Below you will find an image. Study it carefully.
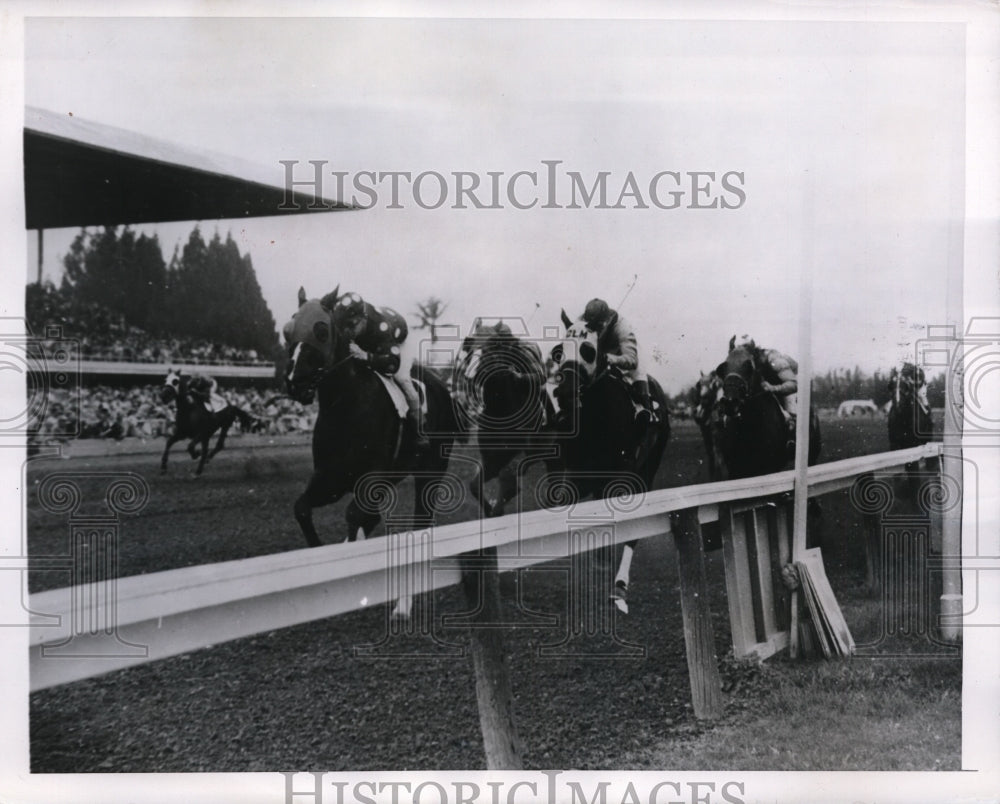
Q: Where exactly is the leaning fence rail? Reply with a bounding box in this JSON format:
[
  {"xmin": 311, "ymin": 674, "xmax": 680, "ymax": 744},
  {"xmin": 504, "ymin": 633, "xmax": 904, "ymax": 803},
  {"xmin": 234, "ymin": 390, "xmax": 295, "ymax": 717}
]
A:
[{"xmin": 28, "ymin": 441, "xmax": 944, "ymax": 694}]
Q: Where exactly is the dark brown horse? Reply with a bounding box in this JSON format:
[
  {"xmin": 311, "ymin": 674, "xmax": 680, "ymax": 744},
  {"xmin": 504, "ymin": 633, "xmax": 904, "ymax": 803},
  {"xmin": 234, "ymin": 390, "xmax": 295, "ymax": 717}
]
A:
[
  {"xmin": 691, "ymin": 370, "xmax": 724, "ymax": 480},
  {"xmin": 887, "ymin": 363, "xmax": 933, "ymax": 452},
  {"xmin": 454, "ymin": 319, "xmax": 555, "ymax": 517},
  {"xmin": 548, "ymin": 313, "xmax": 671, "ymax": 613},
  {"xmin": 283, "ymin": 287, "xmax": 459, "ymax": 548},
  {"xmin": 713, "ymin": 344, "xmax": 821, "ymax": 480},
  {"xmin": 159, "ymin": 369, "xmax": 255, "ymax": 475}
]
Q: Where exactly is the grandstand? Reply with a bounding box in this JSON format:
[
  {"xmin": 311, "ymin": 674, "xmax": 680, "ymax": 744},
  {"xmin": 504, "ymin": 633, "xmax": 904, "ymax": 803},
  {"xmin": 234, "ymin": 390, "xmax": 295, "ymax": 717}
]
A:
[{"xmin": 26, "ymin": 282, "xmax": 311, "ymax": 445}]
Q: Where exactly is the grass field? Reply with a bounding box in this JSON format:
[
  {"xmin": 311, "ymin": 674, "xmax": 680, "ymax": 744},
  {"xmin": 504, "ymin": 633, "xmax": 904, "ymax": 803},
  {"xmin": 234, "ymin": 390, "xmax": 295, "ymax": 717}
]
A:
[{"xmin": 26, "ymin": 413, "xmax": 960, "ymax": 771}]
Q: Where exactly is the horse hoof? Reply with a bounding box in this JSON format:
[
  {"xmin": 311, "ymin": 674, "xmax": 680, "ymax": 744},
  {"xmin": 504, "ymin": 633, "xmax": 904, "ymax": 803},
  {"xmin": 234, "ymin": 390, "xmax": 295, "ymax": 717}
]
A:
[
  {"xmin": 610, "ymin": 581, "xmax": 629, "ymax": 614},
  {"xmin": 391, "ymin": 597, "xmax": 413, "ymax": 620}
]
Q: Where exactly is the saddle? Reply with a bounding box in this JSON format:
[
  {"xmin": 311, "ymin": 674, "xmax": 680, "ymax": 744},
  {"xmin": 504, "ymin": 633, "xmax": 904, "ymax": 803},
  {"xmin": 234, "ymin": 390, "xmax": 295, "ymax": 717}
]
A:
[
  {"xmin": 372, "ymin": 373, "xmax": 427, "ymax": 419},
  {"xmin": 191, "ymin": 391, "xmax": 230, "ymax": 415}
]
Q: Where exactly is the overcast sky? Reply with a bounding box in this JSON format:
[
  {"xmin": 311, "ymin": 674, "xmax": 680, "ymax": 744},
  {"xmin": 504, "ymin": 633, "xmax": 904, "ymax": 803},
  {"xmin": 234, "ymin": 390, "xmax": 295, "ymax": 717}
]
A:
[{"xmin": 24, "ymin": 17, "xmax": 964, "ymax": 392}]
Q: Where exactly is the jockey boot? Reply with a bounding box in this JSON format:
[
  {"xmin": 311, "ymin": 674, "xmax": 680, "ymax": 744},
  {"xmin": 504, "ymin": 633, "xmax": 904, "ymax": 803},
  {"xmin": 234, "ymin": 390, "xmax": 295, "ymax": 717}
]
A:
[
  {"xmin": 407, "ymin": 409, "xmax": 430, "ymax": 450},
  {"xmin": 398, "ymin": 377, "xmax": 431, "ymax": 451},
  {"xmin": 785, "ymin": 411, "xmax": 797, "ymax": 452},
  {"xmin": 632, "ymin": 379, "xmax": 655, "ymax": 427}
]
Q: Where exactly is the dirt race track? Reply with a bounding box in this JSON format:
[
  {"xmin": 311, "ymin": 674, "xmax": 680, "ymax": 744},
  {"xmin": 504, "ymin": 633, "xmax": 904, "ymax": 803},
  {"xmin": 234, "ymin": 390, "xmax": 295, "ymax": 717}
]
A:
[{"xmin": 27, "ymin": 415, "xmax": 957, "ymax": 771}]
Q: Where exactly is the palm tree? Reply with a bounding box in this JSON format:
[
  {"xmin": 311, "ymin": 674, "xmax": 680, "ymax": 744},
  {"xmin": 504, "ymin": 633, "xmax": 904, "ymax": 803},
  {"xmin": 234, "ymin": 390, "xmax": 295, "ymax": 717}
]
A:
[{"xmin": 412, "ymin": 296, "xmax": 450, "ymax": 343}]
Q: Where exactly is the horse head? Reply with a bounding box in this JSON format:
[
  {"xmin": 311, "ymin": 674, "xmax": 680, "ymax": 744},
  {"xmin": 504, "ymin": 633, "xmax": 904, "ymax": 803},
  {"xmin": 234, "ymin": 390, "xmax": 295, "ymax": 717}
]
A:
[
  {"xmin": 549, "ymin": 314, "xmax": 604, "ymax": 425},
  {"xmin": 160, "ymin": 368, "xmax": 183, "ymax": 404},
  {"xmin": 282, "ymin": 285, "xmax": 343, "ymax": 404},
  {"xmin": 716, "ymin": 343, "xmax": 761, "ymax": 416},
  {"xmin": 693, "ymin": 370, "xmax": 723, "ymax": 425},
  {"xmin": 476, "ymin": 321, "xmax": 521, "ymax": 372},
  {"xmin": 891, "ymin": 362, "xmax": 925, "ymax": 406}
]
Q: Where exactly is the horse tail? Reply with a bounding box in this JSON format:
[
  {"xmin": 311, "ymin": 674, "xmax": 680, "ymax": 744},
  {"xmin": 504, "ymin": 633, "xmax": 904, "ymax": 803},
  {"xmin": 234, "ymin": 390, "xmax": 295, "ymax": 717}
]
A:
[{"xmin": 233, "ymin": 407, "xmax": 257, "ymax": 432}]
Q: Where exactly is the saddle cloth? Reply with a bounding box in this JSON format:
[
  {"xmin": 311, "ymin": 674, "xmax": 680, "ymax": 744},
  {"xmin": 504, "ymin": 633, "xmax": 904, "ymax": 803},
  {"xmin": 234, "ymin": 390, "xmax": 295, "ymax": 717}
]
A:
[
  {"xmin": 373, "ymin": 373, "xmax": 427, "ymax": 419},
  {"xmin": 206, "ymin": 393, "xmax": 229, "ymax": 414}
]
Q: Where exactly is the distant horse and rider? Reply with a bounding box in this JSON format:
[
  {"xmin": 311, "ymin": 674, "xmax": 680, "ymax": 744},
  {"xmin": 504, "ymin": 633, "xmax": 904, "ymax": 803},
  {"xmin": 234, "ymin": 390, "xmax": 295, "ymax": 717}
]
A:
[
  {"xmin": 886, "ymin": 362, "xmax": 936, "ymax": 491},
  {"xmin": 887, "ymin": 362, "xmax": 933, "ymax": 453},
  {"xmin": 159, "ymin": 368, "xmax": 256, "ymax": 475}
]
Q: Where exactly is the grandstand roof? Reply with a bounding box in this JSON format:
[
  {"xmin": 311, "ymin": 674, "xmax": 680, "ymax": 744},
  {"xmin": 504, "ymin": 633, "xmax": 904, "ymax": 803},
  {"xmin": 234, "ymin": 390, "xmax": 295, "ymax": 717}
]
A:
[{"xmin": 24, "ymin": 106, "xmax": 355, "ymax": 229}]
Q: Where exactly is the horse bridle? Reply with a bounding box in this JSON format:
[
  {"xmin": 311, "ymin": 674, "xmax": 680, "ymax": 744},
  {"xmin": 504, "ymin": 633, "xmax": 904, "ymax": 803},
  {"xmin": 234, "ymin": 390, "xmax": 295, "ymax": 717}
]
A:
[
  {"xmin": 720, "ymin": 353, "xmax": 764, "ymax": 418},
  {"xmin": 287, "ymin": 314, "xmax": 357, "ymax": 397}
]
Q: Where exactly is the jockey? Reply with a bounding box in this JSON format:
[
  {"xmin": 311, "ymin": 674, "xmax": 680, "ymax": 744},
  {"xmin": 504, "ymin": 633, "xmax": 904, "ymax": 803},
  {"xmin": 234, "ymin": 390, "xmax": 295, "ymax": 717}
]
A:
[
  {"xmin": 888, "ymin": 364, "xmax": 930, "ymax": 414},
  {"xmin": 730, "ymin": 334, "xmax": 798, "ymax": 437},
  {"xmin": 334, "ymin": 292, "xmax": 429, "ymax": 450},
  {"xmin": 187, "ymin": 373, "xmax": 226, "ymax": 413},
  {"xmin": 579, "ymin": 298, "xmax": 654, "ymax": 424},
  {"xmin": 478, "ymin": 320, "xmax": 546, "ymax": 383}
]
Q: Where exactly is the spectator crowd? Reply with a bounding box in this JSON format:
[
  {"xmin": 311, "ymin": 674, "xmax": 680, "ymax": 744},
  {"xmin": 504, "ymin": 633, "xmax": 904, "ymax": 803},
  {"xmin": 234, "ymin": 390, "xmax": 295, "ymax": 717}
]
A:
[
  {"xmin": 32, "ymin": 384, "xmax": 316, "ymax": 446},
  {"xmin": 28, "ymin": 282, "xmax": 270, "ymax": 366}
]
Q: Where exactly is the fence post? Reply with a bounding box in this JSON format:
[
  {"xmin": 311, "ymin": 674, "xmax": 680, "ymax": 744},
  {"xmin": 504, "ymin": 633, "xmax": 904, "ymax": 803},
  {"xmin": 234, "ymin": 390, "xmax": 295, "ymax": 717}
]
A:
[
  {"xmin": 671, "ymin": 507, "xmax": 723, "ymax": 719},
  {"xmin": 460, "ymin": 547, "xmax": 523, "ymax": 769}
]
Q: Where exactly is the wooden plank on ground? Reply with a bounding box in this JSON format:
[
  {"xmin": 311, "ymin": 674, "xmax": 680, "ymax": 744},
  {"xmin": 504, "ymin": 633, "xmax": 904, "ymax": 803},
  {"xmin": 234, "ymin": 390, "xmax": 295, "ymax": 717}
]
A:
[
  {"xmin": 719, "ymin": 506, "xmax": 756, "ymax": 658},
  {"xmin": 796, "ymin": 548, "xmax": 855, "ymax": 657},
  {"xmin": 750, "ymin": 506, "xmax": 777, "ymax": 641}
]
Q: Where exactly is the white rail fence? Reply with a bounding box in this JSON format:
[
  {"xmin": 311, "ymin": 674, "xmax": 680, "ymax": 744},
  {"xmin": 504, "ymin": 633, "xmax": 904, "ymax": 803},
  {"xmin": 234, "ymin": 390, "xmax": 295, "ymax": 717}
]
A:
[{"xmin": 29, "ymin": 442, "xmax": 946, "ymax": 698}]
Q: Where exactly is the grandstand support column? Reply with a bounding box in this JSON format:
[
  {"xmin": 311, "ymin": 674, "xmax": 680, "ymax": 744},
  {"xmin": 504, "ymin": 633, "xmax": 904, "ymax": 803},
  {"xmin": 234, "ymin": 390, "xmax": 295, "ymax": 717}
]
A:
[{"xmin": 37, "ymin": 228, "xmax": 43, "ymax": 284}]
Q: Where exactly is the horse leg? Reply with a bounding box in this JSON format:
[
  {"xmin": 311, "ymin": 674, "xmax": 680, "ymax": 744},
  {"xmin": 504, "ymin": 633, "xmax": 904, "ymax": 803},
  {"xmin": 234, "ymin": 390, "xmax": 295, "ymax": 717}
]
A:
[
  {"xmin": 611, "ymin": 541, "xmax": 636, "ymax": 614},
  {"xmin": 294, "ymin": 473, "xmax": 343, "ymax": 548},
  {"xmin": 345, "ymin": 497, "xmax": 382, "ymax": 543},
  {"xmin": 208, "ymin": 424, "xmax": 231, "ymax": 461},
  {"xmin": 490, "ymin": 463, "xmax": 521, "ymax": 519},
  {"xmin": 467, "ymin": 465, "xmax": 487, "ymax": 514},
  {"xmin": 468, "ymin": 455, "xmax": 502, "ymax": 518},
  {"xmin": 371, "ymin": 475, "xmax": 433, "ymax": 620},
  {"xmin": 160, "ymin": 432, "xmax": 183, "ymax": 473},
  {"xmin": 195, "ymin": 435, "xmax": 211, "ymax": 476}
]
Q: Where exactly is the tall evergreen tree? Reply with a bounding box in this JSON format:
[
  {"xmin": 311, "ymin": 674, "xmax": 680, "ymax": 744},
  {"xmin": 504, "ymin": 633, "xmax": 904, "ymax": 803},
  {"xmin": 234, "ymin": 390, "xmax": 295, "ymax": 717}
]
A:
[{"xmin": 57, "ymin": 223, "xmax": 278, "ymax": 356}]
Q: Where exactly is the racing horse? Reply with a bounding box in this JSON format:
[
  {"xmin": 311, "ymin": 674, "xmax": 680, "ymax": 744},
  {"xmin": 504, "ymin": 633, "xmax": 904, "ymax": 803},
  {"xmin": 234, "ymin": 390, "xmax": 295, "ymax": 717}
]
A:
[
  {"xmin": 284, "ymin": 287, "xmax": 458, "ymax": 550},
  {"xmin": 547, "ymin": 310, "xmax": 671, "ymax": 613},
  {"xmin": 887, "ymin": 362, "xmax": 936, "ymax": 492},
  {"xmin": 887, "ymin": 363, "xmax": 933, "ymax": 453},
  {"xmin": 691, "ymin": 370, "xmax": 724, "ymax": 480},
  {"xmin": 159, "ymin": 369, "xmax": 256, "ymax": 475},
  {"xmin": 455, "ymin": 319, "xmax": 556, "ymax": 518},
  {"xmin": 713, "ymin": 341, "xmax": 822, "ymax": 480}
]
